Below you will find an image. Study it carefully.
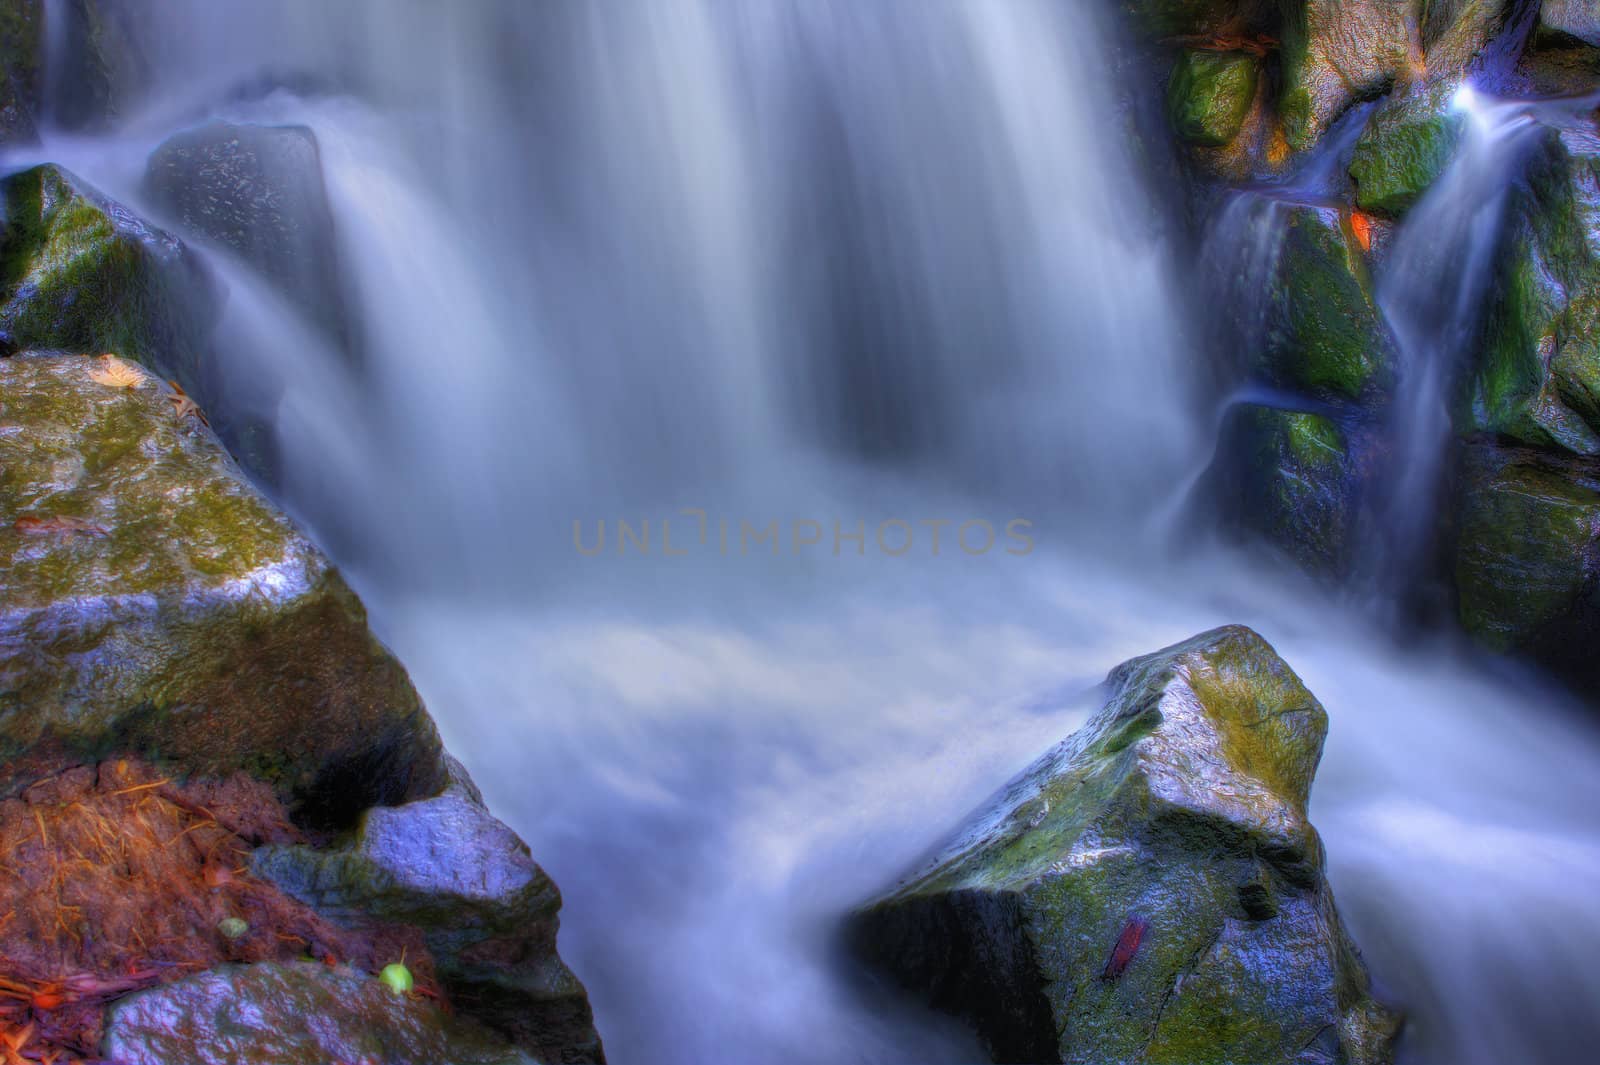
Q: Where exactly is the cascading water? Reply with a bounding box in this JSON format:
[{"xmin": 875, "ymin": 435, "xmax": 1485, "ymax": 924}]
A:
[{"xmin": 9, "ymin": 3, "xmax": 1600, "ymax": 1064}]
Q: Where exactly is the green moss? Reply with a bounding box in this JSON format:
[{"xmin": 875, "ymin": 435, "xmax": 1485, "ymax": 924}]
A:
[
  {"xmin": 1168, "ymin": 50, "xmax": 1259, "ymax": 147},
  {"xmin": 1350, "ymin": 85, "xmax": 1465, "ymax": 217}
]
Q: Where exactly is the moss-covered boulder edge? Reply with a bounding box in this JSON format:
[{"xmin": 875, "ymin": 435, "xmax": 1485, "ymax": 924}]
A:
[
  {"xmin": 0, "ymin": 352, "xmax": 604, "ymax": 1060},
  {"xmin": 850, "ymin": 625, "xmax": 1401, "ymax": 1065}
]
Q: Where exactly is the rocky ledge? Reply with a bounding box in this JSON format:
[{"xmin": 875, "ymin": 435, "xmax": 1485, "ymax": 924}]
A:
[{"xmin": 850, "ymin": 625, "xmax": 1400, "ymax": 1065}]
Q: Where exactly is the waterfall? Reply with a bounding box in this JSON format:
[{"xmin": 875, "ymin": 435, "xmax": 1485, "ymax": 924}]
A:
[{"xmin": 11, "ymin": 3, "xmax": 1600, "ymax": 1064}]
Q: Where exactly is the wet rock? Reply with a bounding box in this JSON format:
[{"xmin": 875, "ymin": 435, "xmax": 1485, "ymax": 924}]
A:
[
  {"xmin": 1540, "ymin": 0, "xmax": 1600, "ymax": 49},
  {"xmin": 252, "ymin": 767, "xmax": 604, "ymax": 1064},
  {"xmin": 1462, "ymin": 127, "xmax": 1600, "ymax": 455},
  {"xmin": 44, "ymin": 0, "xmax": 149, "ymax": 131},
  {"xmin": 145, "ymin": 123, "xmax": 353, "ymax": 352},
  {"xmin": 1167, "ymin": 49, "xmax": 1259, "ymax": 147},
  {"xmin": 1116, "ymin": 0, "xmax": 1263, "ymax": 38},
  {"xmin": 0, "ymin": 164, "xmax": 220, "ymax": 387},
  {"xmin": 1453, "ymin": 440, "xmax": 1600, "ymax": 684},
  {"xmin": 1349, "ymin": 81, "xmax": 1465, "ymax": 218},
  {"xmin": 0, "ymin": 0, "xmax": 43, "ymax": 145},
  {"xmin": 103, "ymin": 961, "xmax": 530, "ymax": 1065},
  {"xmin": 1253, "ymin": 199, "xmax": 1396, "ymax": 400},
  {"xmin": 0, "ymin": 354, "xmax": 444, "ymax": 817},
  {"xmin": 851, "ymin": 625, "xmax": 1401, "ymax": 1065},
  {"xmin": 1419, "ymin": 0, "xmax": 1515, "ymax": 74},
  {"xmin": 1279, "ymin": 0, "xmax": 1415, "ymax": 152},
  {"xmin": 1210, "ymin": 402, "xmax": 1376, "ymax": 577}
]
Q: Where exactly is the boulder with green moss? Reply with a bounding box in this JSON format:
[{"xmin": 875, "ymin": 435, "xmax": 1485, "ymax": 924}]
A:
[
  {"xmin": 1168, "ymin": 49, "xmax": 1259, "ymax": 146},
  {"xmin": 0, "ymin": 164, "xmax": 220, "ymax": 385},
  {"xmin": 0, "ymin": 353, "xmax": 443, "ymax": 818},
  {"xmin": 0, "ymin": 0, "xmax": 43, "ymax": 145},
  {"xmin": 1349, "ymin": 82, "xmax": 1465, "ymax": 217},
  {"xmin": 1210, "ymin": 402, "xmax": 1375, "ymax": 577},
  {"xmin": 1279, "ymin": 0, "xmax": 1414, "ymax": 152},
  {"xmin": 850, "ymin": 625, "xmax": 1401, "ymax": 1065},
  {"xmin": 251, "ymin": 761, "xmax": 604, "ymax": 1064},
  {"xmin": 1249, "ymin": 198, "xmax": 1395, "ymax": 400},
  {"xmin": 103, "ymin": 961, "xmax": 532, "ymax": 1065},
  {"xmin": 1454, "ymin": 440, "xmax": 1600, "ymax": 684},
  {"xmin": 1461, "ymin": 127, "xmax": 1600, "ymax": 455}
]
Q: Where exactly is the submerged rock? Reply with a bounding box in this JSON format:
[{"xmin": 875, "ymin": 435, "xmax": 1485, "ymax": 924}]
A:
[
  {"xmin": 851, "ymin": 625, "xmax": 1400, "ymax": 1065},
  {"xmin": 1211, "ymin": 402, "xmax": 1376, "ymax": 577},
  {"xmin": 251, "ymin": 763, "xmax": 604, "ymax": 1063},
  {"xmin": 144, "ymin": 122, "xmax": 353, "ymax": 352},
  {"xmin": 0, "ymin": 164, "xmax": 220, "ymax": 380},
  {"xmin": 1453, "ymin": 440, "xmax": 1600, "ymax": 683},
  {"xmin": 103, "ymin": 961, "xmax": 530, "ymax": 1065},
  {"xmin": 0, "ymin": 354, "xmax": 443, "ymax": 818},
  {"xmin": 1349, "ymin": 82, "xmax": 1464, "ymax": 218},
  {"xmin": 1167, "ymin": 49, "xmax": 1259, "ymax": 147},
  {"xmin": 1463, "ymin": 127, "xmax": 1600, "ymax": 456}
]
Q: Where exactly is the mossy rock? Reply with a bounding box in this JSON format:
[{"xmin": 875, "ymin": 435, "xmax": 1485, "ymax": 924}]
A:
[
  {"xmin": 1258, "ymin": 200, "xmax": 1396, "ymax": 400},
  {"xmin": 1462, "ymin": 128, "xmax": 1600, "ymax": 455},
  {"xmin": 0, "ymin": 0, "xmax": 43, "ymax": 145},
  {"xmin": 850, "ymin": 626, "xmax": 1401, "ymax": 1065},
  {"xmin": 1539, "ymin": 0, "xmax": 1600, "ymax": 48},
  {"xmin": 1168, "ymin": 50, "xmax": 1259, "ymax": 147},
  {"xmin": 1279, "ymin": 0, "xmax": 1414, "ymax": 152},
  {"xmin": 1453, "ymin": 440, "xmax": 1600, "ymax": 683},
  {"xmin": 1418, "ymin": 0, "xmax": 1516, "ymax": 74},
  {"xmin": 0, "ymin": 164, "xmax": 219, "ymax": 386},
  {"xmin": 1349, "ymin": 82, "xmax": 1465, "ymax": 217},
  {"xmin": 251, "ymin": 766, "xmax": 604, "ymax": 1064},
  {"xmin": 0, "ymin": 354, "xmax": 444, "ymax": 818},
  {"xmin": 1210, "ymin": 402, "xmax": 1375, "ymax": 577},
  {"xmin": 103, "ymin": 961, "xmax": 530, "ymax": 1065}
]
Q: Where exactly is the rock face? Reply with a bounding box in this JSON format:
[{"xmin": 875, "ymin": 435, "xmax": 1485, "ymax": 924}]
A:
[
  {"xmin": 0, "ymin": 0, "xmax": 43, "ymax": 145},
  {"xmin": 0, "ymin": 353, "xmax": 443, "ymax": 819},
  {"xmin": 851, "ymin": 626, "xmax": 1400, "ymax": 1065},
  {"xmin": 1454, "ymin": 441, "xmax": 1600, "ymax": 683},
  {"xmin": 1540, "ymin": 0, "xmax": 1600, "ymax": 48},
  {"xmin": 1464, "ymin": 127, "xmax": 1600, "ymax": 456},
  {"xmin": 1278, "ymin": 0, "xmax": 1413, "ymax": 152},
  {"xmin": 252, "ymin": 763, "xmax": 605, "ymax": 1064},
  {"xmin": 1212, "ymin": 403, "xmax": 1374, "ymax": 577},
  {"xmin": 144, "ymin": 123, "xmax": 353, "ymax": 351},
  {"xmin": 104, "ymin": 962, "xmax": 529, "ymax": 1065},
  {"xmin": 1349, "ymin": 83, "xmax": 1464, "ymax": 218}
]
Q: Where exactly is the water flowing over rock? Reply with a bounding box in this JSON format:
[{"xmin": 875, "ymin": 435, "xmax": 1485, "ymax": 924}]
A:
[
  {"xmin": 0, "ymin": 353, "xmax": 443, "ymax": 817},
  {"xmin": 144, "ymin": 122, "xmax": 354, "ymax": 354},
  {"xmin": 103, "ymin": 961, "xmax": 531, "ymax": 1065},
  {"xmin": 850, "ymin": 626, "xmax": 1401, "ymax": 1065},
  {"xmin": 1278, "ymin": 0, "xmax": 1414, "ymax": 152}
]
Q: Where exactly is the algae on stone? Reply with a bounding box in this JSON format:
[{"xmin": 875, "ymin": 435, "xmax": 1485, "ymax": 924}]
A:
[
  {"xmin": 0, "ymin": 354, "xmax": 443, "ymax": 816},
  {"xmin": 1168, "ymin": 49, "xmax": 1259, "ymax": 147},
  {"xmin": 851, "ymin": 626, "xmax": 1401, "ymax": 1065},
  {"xmin": 1349, "ymin": 82, "xmax": 1465, "ymax": 217}
]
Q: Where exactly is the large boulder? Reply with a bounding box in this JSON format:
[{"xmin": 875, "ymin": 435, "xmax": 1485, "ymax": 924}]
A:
[
  {"xmin": 251, "ymin": 764, "xmax": 605, "ymax": 1064},
  {"xmin": 1209, "ymin": 402, "xmax": 1377, "ymax": 577},
  {"xmin": 1453, "ymin": 440, "xmax": 1600, "ymax": 684},
  {"xmin": 0, "ymin": 0, "xmax": 43, "ymax": 145},
  {"xmin": 1461, "ymin": 127, "xmax": 1600, "ymax": 456},
  {"xmin": 0, "ymin": 164, "xmax": 220, "ymax": 388},
  {"xmin": 0, "ymin": 353, "xmax": 443, "ymax": 820},
  {"xmin": 104, "ymin": 961, "xmax": 529, "ymax": 1065},
  {"xmin": 144, "ymin": 123, "xmax": 353, "ymax": 352},
  {"xmin": 1348, "ymin": 81, "xmax": 1465, "ymax": 218},
  {"xmin": 851, "ymin": 626, "xmax": 1401, "ymax": 1065}
]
